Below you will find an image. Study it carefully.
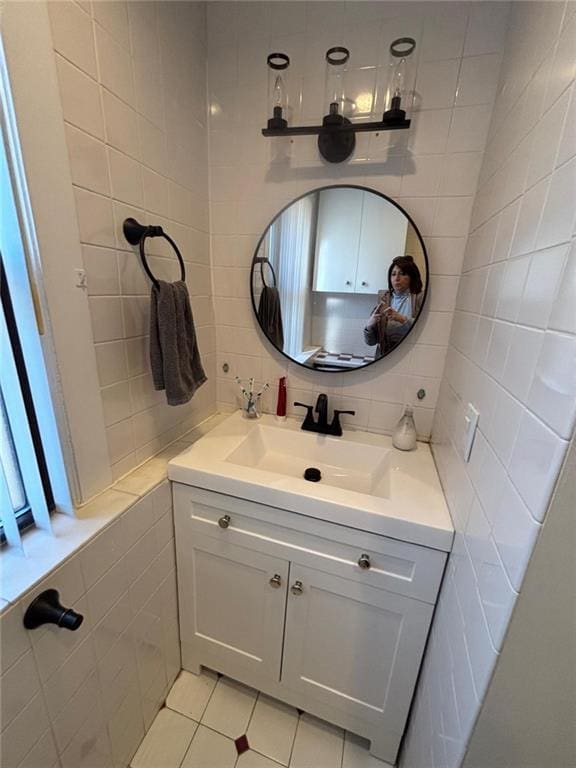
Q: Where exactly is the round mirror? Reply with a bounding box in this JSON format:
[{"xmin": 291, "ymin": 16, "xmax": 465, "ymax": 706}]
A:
[{"xmin": 250, "ymin": 185, "xmax": 429, "ymax": 371}]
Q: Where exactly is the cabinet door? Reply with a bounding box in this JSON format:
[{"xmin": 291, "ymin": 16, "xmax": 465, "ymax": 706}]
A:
[
  {"xmin": 354, "ymin": 191, "xmax": 408, "ymax": 293},
  {"xmin": 183, "ymin": 532, "xmax": 289, "ymax": 683},
  {"xmin": 312, "ymin": 188, "xmax": 362, "ymax": 293},
  {"xmin": 281, "ymin": 564, "xmax": 433, "ymax": 760}
]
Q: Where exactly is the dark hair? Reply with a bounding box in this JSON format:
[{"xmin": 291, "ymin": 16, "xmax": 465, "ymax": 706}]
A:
[{"xmin": 387, "ymin": 255, "xmax": 423, "ymax": 294}]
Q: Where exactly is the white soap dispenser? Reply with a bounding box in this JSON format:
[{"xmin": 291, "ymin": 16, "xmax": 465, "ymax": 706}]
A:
[{"xmin": 393, "ymin": 406, "xmax": 417, "ymax": 451}]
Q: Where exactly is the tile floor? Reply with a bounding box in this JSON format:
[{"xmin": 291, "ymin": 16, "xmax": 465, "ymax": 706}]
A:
[{"xmin": 131, "ymin": 669, "xmax": 392, "ymax": 768}]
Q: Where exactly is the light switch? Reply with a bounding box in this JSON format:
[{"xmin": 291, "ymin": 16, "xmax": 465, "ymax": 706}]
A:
[
  {"xmin": 461, "ymin": 403, "xmax": 479, "ymax": 462},
  {"xmin": 75, "ymin": 268, "xmax": 87, "ymax": 289}
]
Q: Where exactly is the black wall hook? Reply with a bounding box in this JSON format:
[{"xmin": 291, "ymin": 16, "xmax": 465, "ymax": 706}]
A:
[{"xmin": 123, "ymin": 217, "xmax": 186, "ymax": 288}]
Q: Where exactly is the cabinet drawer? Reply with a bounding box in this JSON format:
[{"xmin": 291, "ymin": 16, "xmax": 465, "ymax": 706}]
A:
[{"xmin": 173, "ymin": 485, "xmax": 446, "ymax": 604}]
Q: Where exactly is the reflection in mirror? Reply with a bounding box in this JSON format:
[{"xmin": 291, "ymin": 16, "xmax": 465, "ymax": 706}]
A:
[{"xmin": 251, "ymin": 186, "xmax": 428, "ymax": 371}]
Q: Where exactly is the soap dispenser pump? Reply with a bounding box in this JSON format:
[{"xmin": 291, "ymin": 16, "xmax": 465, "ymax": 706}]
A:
[{"xmin": 393, "ymin": 406, "xmax": 417, "ymax": 451}]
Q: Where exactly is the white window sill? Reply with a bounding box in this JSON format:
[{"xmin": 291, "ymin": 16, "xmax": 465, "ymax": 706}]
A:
[{"xmin": 0, "ymin": 413, "xmax": 227, "ymax": 609}]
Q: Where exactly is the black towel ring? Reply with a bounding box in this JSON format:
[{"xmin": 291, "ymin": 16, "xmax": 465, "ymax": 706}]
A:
[
  {"xmin": 254, "ymin": 257, "xmax": 277, "ymax": 289},
  {"xmin": 123, "ymin": 217, "xmax": 186, "ymax": 289}
]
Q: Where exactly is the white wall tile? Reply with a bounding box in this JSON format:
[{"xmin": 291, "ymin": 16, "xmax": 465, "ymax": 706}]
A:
[
  {"xmin": 94, "ymin": 340, "xmax": 128, "ymax": 386},
  {"xmin": 408, "ymin": 109, "xmax": 452, "ymax": 154},
  {"xmin": 556, "ymin": 85, "xmax": 576, "ymax": 167},
  {"xmin": 93, "ymin": 0, "xmax": 130, "ymax": 50},
  {"xmin": 0, "ymin": 484, "xmax": 179, "ymax": 767},
  {"xmin": 549, "ymin": 240, "xmax": 576, "ymax": 334},
  {"xmin": 447, "ymin": 105, "xmax": 493, "ymax": 152},
  {"xmin": 0, "ymin": 693, "xmax": 51, "ymax": 768},
  {"xmin": 82, "ymin": 245, "xmax": 119, "ymax": 296},
  {"xmin": 102, "ymin": 89, "xmax": 140, "ymax": 160},
  {"xmin": 420, "ymin": 6, "xmax": 468, "ymax": 62},
  {"xmin": 491, "ymin": 476, "xmax": 541, "ymax": 589},
  {"xmin": 501, "ymin": 326, "xmax": 544, "ymax": 402},
  {"xmin": 139, "ymin": 116, "xmax": 167, "ymax": 175},
  {"xmin": 464, "ymin": 3, "xmax": 510, "ymax": 56},
  {"xmin": 492, "ymin": 200, "xmax": 520, "ymax": 263},
  {"xmin": 17, "ymin": 729, "xmax": 59, "ymax": 768},
  {"xmin": 535, "ymin": 157, "xmax": 576, "ymax": 250},
  {"xmin": 433, "ymin": 197, "xmax": 474, "ymax": 237},
  {"xmin": 544, "ymin": 10, "xmax": 576, "ymax": 110},
  {"xmin": 484, "ymin": 386, "xmax": 523, "ymax": 467},
  {"xmin": 528, "ymin": 331, "xmax": 576, "ymax": 438},
  {"xmin": 122, "ymin": 296, "xmax": 149, "ymax": 338},
  {"xmin": 465, "ymin": 499, "xmax": 517, "ymax": 649},
  {"xmin": 456, "ymin": 54, "xmax": 501, "ymax": 107},
  {"xmin": 55, "ymin": 54, "xmax": 104, "ymax": 139},
  {"xmin": 494, "ymin": 255, "xmax": 530, "ymax": 322},
  {"xmin": 48, "ymin": 0, "xmax": 97, "ymax": 78},
  {"xmin": 404, "ymin": 6, "xmax": 576, "ymax": 768},
  {"xmin": 95, "ymin": 23, "xmax": 134, "ymax": 106},
  {"xmin": 510, "ymin": 177, "xmax": 549, "ymax": 257},
  {"xmin": 49, "ymin": 0, "xmax": 214, "ymax": 479},
  {"xmin": 101, "ymin": 381, "xmax": 132, "ymax": 427},
  {"xmin": 42, "ymin": 636, "xmax": 97, "ymax": 721},
  {"xmin": 526, "ymin": 88, "xmax": 570, "ymax": 187},
  {"xmin": 106, "ymin": 417, "xmax": 135, "ymax": 465},
  {"xmin": 89, "ymin": 297, "xmax": 124, "ymax": 343},
  {"xmin": 1, "ymin": 650, "xmax": 41, "ymax": 731},
  {"xmin": 518, "ymin": 243, "xmax": 569, "ymax": 329},
  {"xmin": 74, "ymin": 188, "xmax": 116, "ymax": 248},
  {"xmin": 438, "ymin": 153, "xmax": 483, "ymax": 197},
  {"xmin": 415, "ymin": 60, "xmax": 460, "ymax": 110},
  {"xmin": 108, "ymin": 147, "xmax": 143, "ymax": 207}
]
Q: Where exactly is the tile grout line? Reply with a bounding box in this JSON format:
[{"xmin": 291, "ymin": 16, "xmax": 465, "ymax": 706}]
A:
[{"xmin": 286, "ymin": 711, "xmax": 303, "ymax": 768}]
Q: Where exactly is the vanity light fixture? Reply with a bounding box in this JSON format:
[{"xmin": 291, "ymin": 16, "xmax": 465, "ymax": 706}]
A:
[
  {"xmin": 262, "ymin": 39, "xmax": 416, "ymax": 164},
  {"xmin": 267, "ymin": 53, "xmax": 290, "ymax": 129}
]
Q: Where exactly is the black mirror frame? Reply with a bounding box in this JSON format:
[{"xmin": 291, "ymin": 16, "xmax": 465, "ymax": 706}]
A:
[{"xmin": 249, "ymin": 184, "xmax": 430, "ymax": 374}]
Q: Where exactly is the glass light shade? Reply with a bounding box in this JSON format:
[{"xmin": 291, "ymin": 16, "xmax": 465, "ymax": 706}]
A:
[
  {"xmin": 267, "ymin": 53, "xmax": 290, "ymax": 129},
  {"xmin": 383, "ymin": 37, "xmax": 416, "ymax": 123},
  {"xmin": 324, "ymin": 47, "xmax": 350, "ymax": 122}
]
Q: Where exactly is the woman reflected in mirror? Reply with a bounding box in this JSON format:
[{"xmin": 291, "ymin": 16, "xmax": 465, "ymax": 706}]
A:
[{"xmin": 364, "ymin": 255, "xmax": 424, "ymax": 359}]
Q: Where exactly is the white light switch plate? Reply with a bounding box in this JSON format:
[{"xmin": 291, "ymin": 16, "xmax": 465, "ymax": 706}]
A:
[
  {"xmin": 461, "ymin": 403, "xmax": 479, "ymax": 462},
  {"xmin": 75, "ymin": 268, "xmax": 87, "ymax": 289}
]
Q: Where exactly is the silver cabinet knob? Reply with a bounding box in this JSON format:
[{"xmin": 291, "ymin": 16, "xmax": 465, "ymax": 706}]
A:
[
  {"xmin": 269, "ymin": 574, "xmax": 282, "ymax": 588},
  {"xmin": 218, "ymin": 515, "xmax": 231, "ymax": 529},
  {"xmin": 358, "ymin": 553, "xmax": 371, "ymax": 570},
  {"xmin": 291, "ymin": 580, "xmax": 304, "ymax": 596}
]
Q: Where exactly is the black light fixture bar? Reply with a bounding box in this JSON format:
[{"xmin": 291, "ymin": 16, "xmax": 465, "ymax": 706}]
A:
[{"xmin": 262, "ymin": 118, "xmax": 410, "ymax": 137}]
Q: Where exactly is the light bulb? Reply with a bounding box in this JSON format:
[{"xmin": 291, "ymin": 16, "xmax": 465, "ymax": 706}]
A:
[
  {"xmin": 392, "ymin": 57, "xmax": 406, "ymax": 98},
  {"xmin": 273, "ymin": 75, "xmax": 284, "ymax": 108}
]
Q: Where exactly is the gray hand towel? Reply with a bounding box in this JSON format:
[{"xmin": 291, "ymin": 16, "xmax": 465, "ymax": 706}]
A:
[
  {"xmin": 257, "ymin": 285, "xmax": 284, "ymax": 350},
  {"xmin": 149, "ymin": 280, "xmax": 207, "ymax": 406}
]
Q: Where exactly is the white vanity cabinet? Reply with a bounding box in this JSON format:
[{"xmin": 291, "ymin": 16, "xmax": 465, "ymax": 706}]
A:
[{"xmin": 173, "ymin": 484, "xmax": 447, "ymax": 765}]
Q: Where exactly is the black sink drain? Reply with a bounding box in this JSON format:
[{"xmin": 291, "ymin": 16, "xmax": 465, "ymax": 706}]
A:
[{"xmin": 304, "ymin": 467, "xmax": 321, "ymax": 482}]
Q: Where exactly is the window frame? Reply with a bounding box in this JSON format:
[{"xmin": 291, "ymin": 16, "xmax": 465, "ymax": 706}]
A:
[{"xmin": 1, "ymin": 254, "xmax": 55, "ymax": 543}]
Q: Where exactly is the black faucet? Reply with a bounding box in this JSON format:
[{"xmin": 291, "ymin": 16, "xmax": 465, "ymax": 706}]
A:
[
  {"xmin": 315, "ymin": 393, "xmax": 329, "ymax": 429},
  {"xmin": 294, "ymin": 394, "xmax": 355, "ymax": 437}
]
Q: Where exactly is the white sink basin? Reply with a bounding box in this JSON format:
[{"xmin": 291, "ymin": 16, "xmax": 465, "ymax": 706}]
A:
[
  {"xmin": 225, "ymin": 424, "xmax": 391, "ymax": 497},
  {"xmin": 168, "ymin": 411, "xmax": 453, "ymax": 551}
]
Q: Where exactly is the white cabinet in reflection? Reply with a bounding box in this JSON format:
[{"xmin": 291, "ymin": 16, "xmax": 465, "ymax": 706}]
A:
[{"xmin": 313, "ymin": 188, "xmax": 408, "ymax": 295}]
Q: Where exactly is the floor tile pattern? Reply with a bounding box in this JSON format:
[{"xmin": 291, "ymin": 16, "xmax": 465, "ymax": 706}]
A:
[
  {"xmin": 131, "ymin": 670, "xmax": 391, "ymax": 768},
  {"xmin": 131, "ymin": 670, "xmax": 393, "ymax": 768}
]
